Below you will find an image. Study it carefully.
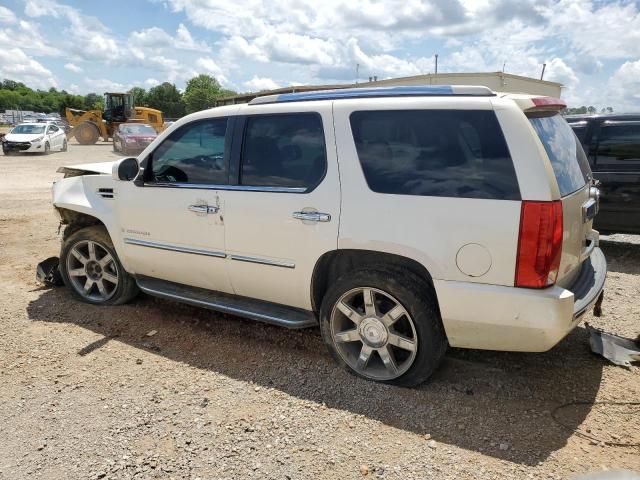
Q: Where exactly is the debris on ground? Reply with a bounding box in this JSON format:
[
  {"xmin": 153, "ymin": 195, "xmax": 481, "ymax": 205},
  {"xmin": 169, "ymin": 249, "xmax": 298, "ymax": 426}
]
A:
[
  {"xmin": 587, "ymin": 324, "xmax": 640, "ymax": 367},
  {"xmin": 35, "ymin": 256, "xmax": 63, "ymax": 286}
]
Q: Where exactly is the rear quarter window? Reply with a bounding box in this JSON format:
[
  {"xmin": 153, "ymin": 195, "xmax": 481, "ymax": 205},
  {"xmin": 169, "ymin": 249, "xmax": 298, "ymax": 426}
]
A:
[
  {"xmin": 529, "ymin": 113, "xmax": 591, "ymax": 196},
  {"xmin": 349, "ymin": 110, "xmax": 520, "ymax": 200}
]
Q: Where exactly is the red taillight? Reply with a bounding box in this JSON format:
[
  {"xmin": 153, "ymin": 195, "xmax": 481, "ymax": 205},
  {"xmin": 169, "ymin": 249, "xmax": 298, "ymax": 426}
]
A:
[{"xmin": 515, "ymin": 201, "xmax": 563, "ymax": 288}]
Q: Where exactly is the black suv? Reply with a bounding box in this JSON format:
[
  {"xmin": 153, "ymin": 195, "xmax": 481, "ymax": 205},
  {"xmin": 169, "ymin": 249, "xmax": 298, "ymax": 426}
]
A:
[{"xmin": 568, "ymin": 114, "xmax": 640, "ymax": 234}]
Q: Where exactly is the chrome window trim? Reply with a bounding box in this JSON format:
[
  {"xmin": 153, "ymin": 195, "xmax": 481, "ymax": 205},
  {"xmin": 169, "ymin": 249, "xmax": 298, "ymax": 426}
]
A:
[
  {"xmin": 143, "ymin": 182, "xmax": 307, "ymax": 193},
  {"xmin": 124, "ymin": 238, "xmax": 226, "ymax": 258},
  {"xmin": 229, "ymin": 254, "xmax": 295, "ymax": 269}
]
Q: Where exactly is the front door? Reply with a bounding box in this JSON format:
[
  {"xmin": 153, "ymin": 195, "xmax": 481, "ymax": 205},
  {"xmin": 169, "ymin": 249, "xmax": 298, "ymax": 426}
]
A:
[
  {"xmin": 223, "ymin": 110, "xmax": 340, "ymax": 310},
  {"xmin": 47, "ymin": 124, "xmax": 63, "ymax": 149},
  {"xmin": 116, "ymin": 117, "xmax": 233, "ymax": 293}
]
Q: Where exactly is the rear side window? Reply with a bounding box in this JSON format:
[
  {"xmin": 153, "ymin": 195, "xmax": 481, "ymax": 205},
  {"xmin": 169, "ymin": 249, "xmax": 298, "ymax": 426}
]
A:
[
  {"xmin": 240, "ymin": 113, "xmax": 326, "ymax": 190},
  {"xmin": 529, "ymin": 113, "xmax": 591, "ymax": 196},
  {"xmin": 595, "ymin": 123, "xmax": 640, "ymax": 170},
  {"xmin": 349, "ymin": 110, "xmax": 520, "ymax": 200}
]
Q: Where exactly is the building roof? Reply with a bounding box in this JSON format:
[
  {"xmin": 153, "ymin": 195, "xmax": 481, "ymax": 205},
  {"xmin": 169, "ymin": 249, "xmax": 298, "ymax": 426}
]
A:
[{"xmin": 215, "ymin": 71, "xmax": 563, "ymax": 106}]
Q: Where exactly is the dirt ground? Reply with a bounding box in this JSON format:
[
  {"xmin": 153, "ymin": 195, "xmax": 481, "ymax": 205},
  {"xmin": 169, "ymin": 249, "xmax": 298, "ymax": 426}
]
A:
[{"xmin": 0, "ymin": 140, "xmax": 639, "ymax": 480}]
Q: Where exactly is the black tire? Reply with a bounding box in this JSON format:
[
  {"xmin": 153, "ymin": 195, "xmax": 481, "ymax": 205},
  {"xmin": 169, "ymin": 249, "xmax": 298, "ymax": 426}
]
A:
[
  {"xmin": 74, "ymin": 122, "xmax": 99, "ymax": 145},
  {"xmin": 61, "ymin": 139, "xmax": 68, "ymax": 152},
  {"xmin": 3, "ymin": 149, "xmax": 16, "ymax": 156},
  {"xmin": 59, "ymin": 225, "xmax": 139, "ymax": 306},
  {"xmin": 319, "ymin": 267, "xmax": 447, "ymax": 387},
  {"xmin": 44, "ymin": 142, "xmax": 50, "ymax": 155}
]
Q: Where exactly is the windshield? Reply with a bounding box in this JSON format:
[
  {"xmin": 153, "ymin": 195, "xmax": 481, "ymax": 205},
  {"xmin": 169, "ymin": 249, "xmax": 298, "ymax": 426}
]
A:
[
  {"xmin": 528, "ymin": 113, "xmax": 591, "ymax": 196},
  {"xmin": 12, "ymin": 124, "xmax": 45, "ymax": 134},
  {"xmin": 121, "ymin": 125, "xmax": 156, "ymax": 135}
]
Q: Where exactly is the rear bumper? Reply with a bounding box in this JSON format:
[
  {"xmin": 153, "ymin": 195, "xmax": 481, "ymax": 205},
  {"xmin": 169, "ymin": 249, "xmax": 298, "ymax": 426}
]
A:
[{"xmin": 435, "ymin": 247, "xmax": 607, "ymax": 352}]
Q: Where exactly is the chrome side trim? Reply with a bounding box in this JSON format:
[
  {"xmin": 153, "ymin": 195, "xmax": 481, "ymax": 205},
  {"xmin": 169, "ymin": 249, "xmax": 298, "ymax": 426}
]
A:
[
  {"xmin": 124, "ymin": 238, "xmax": 226, "ymax": 258},
  {"xmin": 143, "ymin": 182, "xmax": 307, "ymax": 193},
  {"xmin": 229, "ymin": 254, "xmax": 295, "ymax": 269}
]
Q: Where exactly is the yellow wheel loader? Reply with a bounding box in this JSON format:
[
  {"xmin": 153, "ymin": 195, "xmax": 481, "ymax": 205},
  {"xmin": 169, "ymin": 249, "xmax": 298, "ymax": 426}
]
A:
[{"xmin": 65, "ymin": 92, "xmax": 164, "ymax": 145}]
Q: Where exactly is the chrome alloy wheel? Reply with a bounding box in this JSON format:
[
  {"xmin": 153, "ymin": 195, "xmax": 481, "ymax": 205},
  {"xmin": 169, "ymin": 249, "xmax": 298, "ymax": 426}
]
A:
[
  {"xmin": 66, "ymin": 240, "xmax": 119, "ymax": 301},
  {"xmin": 330, "ymin": 287, "xmax": 418, "ymax": 381}
]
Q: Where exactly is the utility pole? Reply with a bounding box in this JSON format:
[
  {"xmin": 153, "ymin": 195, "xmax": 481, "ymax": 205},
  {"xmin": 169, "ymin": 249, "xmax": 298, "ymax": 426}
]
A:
[
  {"xmin": 356, "ymin": 63, "xmax": 360, "ymax": 84},
  {"xmin": 540, "ymin": 63, "xmax": 546, "ymax": 80},
  {"xmin": 502, "ymin": 61, "xmax": 506, "ymax": 73},
  {"xmin": 435, "ymin": 54, "xmax": 438, "ymax": 74}
]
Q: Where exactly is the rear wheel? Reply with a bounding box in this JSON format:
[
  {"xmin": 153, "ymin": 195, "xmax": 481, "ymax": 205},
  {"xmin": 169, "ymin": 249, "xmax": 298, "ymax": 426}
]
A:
[
  {"xmin": 320, "ymin": 267, "xmax": 447, "ymax": 386},
  {"xmin": 74, "ymin": 122, "xmax": 99, "ymax": 145},
  {"xmin": 59, "ymin": 226, "xmax": 139, "ymax": 305}
]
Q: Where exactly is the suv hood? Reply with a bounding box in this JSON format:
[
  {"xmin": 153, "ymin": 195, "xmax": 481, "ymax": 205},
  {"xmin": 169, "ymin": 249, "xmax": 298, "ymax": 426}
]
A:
[
  {"xmin": 57, "ymin": 161, "xmax": 114, "ymax": 177},
  {"xmin": 5, "ymin": 133, "xmax": 43, "ymax": 142}
]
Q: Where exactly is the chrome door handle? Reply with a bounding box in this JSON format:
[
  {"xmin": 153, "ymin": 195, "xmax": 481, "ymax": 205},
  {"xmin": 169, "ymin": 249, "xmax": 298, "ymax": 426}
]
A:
[
  {"xmin": 292, "ymin": 211, "xmax": 331, "ymax": 222},
  {"xmin": 188, "ymin": 204, "xmax": 219, "ymax": 214}
]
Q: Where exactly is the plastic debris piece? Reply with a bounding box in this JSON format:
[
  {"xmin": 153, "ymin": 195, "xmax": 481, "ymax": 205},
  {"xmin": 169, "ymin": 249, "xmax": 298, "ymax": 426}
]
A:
[{"xmin": 587, "ymin": 324, "xmax": 640, "ymax": 367}]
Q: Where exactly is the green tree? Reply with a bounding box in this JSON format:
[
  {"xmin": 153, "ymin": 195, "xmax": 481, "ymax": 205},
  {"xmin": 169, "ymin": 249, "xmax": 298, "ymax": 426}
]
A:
[
  {"xmin": 183, "ymin": 74, "xmax": 235, "ymax": 114},
  {"xmin": 128, "ymin": 87, "xmax": 147, "ymax": 107},
  {"xmin": 84, "ymin": 93, "xmax": 101, "ymax": 110},
  {"xmin": 145, "ymin": 82, "xmax": 185, "ymax": 118}
]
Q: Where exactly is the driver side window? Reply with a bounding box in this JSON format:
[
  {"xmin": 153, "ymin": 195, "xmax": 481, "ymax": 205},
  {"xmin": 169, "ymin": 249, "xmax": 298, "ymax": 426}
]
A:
[{"xmin": 148, "ymin": 118, "xmax": 228, "ymax": 185}]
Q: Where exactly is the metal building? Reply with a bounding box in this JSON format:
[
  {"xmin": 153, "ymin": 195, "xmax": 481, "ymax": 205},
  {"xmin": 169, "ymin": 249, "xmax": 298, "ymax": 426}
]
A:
[{"xmin": 215, "ymin": 72, "xmax": 563, "ymax": 106}]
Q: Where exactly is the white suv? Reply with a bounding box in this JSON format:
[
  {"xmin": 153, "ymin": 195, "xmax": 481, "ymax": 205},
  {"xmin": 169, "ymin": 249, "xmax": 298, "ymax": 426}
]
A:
[{"xmin": 51, "ymin": 86, "xmax": 606, "ymax": 386}]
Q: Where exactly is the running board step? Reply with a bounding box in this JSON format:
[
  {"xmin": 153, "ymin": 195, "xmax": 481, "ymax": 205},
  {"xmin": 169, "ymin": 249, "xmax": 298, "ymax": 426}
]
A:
[{"xmin": 136, "ymin": 276, "xmax": 317, "ymax": 329}]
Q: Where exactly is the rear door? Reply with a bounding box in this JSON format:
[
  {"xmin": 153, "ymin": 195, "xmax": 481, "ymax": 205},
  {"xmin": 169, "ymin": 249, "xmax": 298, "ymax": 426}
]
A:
[
  {"xmin": 222, "ymin": 108, "xmax": 340, "ymax": 310},
  {"xmin": 591, "ymin": 121, "xmax": 640, "ymax": 233},
  {"xmin": 528, "ymin": 112, "xmax": 596, "ymax": 286}
]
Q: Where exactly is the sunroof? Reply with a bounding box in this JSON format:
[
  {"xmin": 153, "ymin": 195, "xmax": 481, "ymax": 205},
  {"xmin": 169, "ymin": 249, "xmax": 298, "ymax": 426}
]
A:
[{"xmin": 249, "ymin": 85, "xmax": 495, "ymax": 105}]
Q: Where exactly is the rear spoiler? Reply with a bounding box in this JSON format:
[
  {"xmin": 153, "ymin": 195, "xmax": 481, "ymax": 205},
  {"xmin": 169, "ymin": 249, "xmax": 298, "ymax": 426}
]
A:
[{"xmin": 513, "ymin": 97, "xmax": 567, "ymax": 113}]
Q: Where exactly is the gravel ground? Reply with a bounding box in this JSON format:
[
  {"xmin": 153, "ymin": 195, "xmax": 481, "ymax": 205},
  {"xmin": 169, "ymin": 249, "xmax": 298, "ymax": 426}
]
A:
[{"xmin": 0, "ymin": 141, "xmax": 639, "ymax": 480}]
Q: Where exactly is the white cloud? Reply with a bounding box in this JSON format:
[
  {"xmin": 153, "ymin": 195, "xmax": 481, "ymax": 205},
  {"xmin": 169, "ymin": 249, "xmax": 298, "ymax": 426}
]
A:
[
  {"xmin": 0, "ymin": 19, "xmax": 57, "ymax": 56},
  {"xmin": 144, "ymin": 78, "xmax": 160, "ymax": 87},
  {"xmin": 85, "ymin": 77, "xmax": 129, "ymax": 92},
  {"xmin": 0, "ymin": 5, "xmax": 17, "ymax": 23},
  {"xmin": 544, "ymin": 57, "xmax": 578, "ymax": 88},
  {"xmin": 195, "ymin": 57, "xmax": 231, "ymax": 86},
  {"xmin": 64, "ymin": 62, "xmax": 83, "ymax": 73},
  {"xmin": 0, "ymin": 47, "xmax": 57, "ymax": 88},
  {"xmin": 606, "ymin": 60, "xmax": 640, "ymax": 111},
  {"xmin": 128, "ymin": 23, "xmax": 210, "ymax": 52},
  {"xmin": 243, "ymin": 76, "xmax": 280, "ymax": 92}
]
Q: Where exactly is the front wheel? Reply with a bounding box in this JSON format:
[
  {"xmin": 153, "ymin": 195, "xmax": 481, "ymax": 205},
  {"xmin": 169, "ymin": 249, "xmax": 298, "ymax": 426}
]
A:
[
  {"xmin": 59, "ymin": 226, "xmax": 139, "ymax": 305},
  {"xmin": 319, "ymin": 268, "xmax": 447, "ymax": 387}
]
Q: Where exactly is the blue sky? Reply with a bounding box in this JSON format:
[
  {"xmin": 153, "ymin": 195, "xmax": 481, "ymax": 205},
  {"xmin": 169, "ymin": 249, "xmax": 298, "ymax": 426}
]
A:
[{"xmin": 1, "ymin": 0, "xmax": 639, "ymax": 110}]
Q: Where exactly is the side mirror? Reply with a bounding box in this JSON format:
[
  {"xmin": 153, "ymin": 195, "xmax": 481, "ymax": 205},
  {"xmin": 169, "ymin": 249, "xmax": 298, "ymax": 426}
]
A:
[{"xmin": 112, "ymin": 157, "xmax": 140, "ymax": 181}]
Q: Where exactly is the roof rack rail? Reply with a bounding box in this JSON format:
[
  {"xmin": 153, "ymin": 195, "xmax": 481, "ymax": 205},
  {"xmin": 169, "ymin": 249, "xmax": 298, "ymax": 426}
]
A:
[{"xmin": 249, "ymin": 85, "xmax": 495, "ymax": 105}]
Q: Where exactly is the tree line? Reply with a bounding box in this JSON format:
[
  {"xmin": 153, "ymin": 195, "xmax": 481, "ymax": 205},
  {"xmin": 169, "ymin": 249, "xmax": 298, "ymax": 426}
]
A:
[
  {"xmin": 0, "ymin": 75, "xmax": 236, "ymax": 119},
  {"xmin": 564, "ymin": 106, "xmax": 614, "ymax": 115}
]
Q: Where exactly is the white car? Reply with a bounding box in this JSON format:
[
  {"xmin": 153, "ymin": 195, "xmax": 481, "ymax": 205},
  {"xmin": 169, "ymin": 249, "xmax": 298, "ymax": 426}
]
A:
[
  {"xmin": 2, "ymin": 122, "xmax": 68, "ymax": 155},
  {"xmin": 49, "ymin": 86, "xmax": 606, "ymax": 386}
]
